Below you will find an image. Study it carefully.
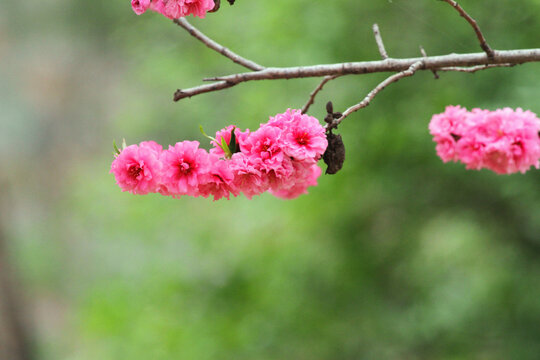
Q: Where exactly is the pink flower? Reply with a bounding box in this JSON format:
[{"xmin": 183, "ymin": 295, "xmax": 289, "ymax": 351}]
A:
[
  {"xmin": 469, "ymin": 108, "xmax": 540, "ymax": 174},
  {"xmin": 265, "ymin": 109, "xmax": 328, "ymax": 161},
  {"xmin": 111, "ymin": 108, "xmax": 330, "ymax": 200},
  {"xmin": 110, "ymin": 143, "xmax": 163, "ymax": 195},
  {"xmin": 198, "ymin": 155, "xmax": 236, "ymax": 200},
  {"xmin": 241, "ymin": 126, "xmax": 295, "ymax": 187},
  {"xmin": 163, "ymin": 0, "xmax": 184, "ymax": 19},
  {"xmin": 283, "ymin": 112, "xmax": 327, "ymax": 161},
  {"xmin": 265, "ymin": 157, "xmax": 296, "ymax": 191},
  {"xmin": 455, "ymin": 136, "xmax": 486, "ymax": 170},
  {"xmin": 229, "ymin": 153, "xmax": 269, "ymax": 199},
  {"xmin": 434, "ymin": 137, "xmax": 458, "ymax": 163},
  {"xmin": 429, "ymin": 105, "xmax": 470, "ymax": 162},
  {"xmin": 182, "ymin": 0, "xmax": 215, "ymax": 18},
  {"xmin": 429, "ymin": 105, "xmax": 469, "ymax": 137},
  {"xmin": 161, "ymin": 141, "xmax": 210, "ymax": 197},
  {"xmin": 209, "ymin": 125, "xmax": 250, "ymax": 157},
  {"xmin": 266, "ymin": 109, "xmax": 296, "ymax": 130},
  {"xmin": 430, "ymin": 106, "xmax": 540, "ymax": 174},
  {"xmin": 131, "ymin": 0, "xmax": 152, "ymax": 15},
  {"xmin": 242, "ymin": 126, "xmax": 286, "ymax": 170},
  {"xmin": 149, "ymin": 0, "xmax": 165, "ymax": 13},
  {"xmin": 147, "ymin": 0, "xmax": 215, "ymax": 19},
  {"xmin": 140, "ymin": 140, "xmax": 163, "ymax": 154},
  {"xmin": 270, "ymin": 163, "xmax": 322, "ymax": 199}
]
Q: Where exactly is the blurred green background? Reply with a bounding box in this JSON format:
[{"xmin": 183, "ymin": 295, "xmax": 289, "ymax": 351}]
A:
[{"xmin": 1, "ymin": 0, "xmax": 540, "ymax": 359}]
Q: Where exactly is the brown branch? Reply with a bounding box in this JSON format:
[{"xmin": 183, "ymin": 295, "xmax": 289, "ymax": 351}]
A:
[
  {"xmin": 372, "ymin": 24, "xmax": 389, "ymax": 60},
  {"xmin": 301, "ymin": 75, "xmax": 339, "ymax": 114},
  {"xmin": 174, "ymin": 80, "xmax": 235, "ymax": 100},
  {"xmin": 327, "ymin": 61, "xmax": 424, "ymax": 130},
  {"xmin": 174, "ymin": 48, "xmax": 540, "ymax": 101},
  {"xmin": 173, "ymin": 18, "xmax": 264, "ymax": 71},
  {"xmin": 205, "ymin": 50, "xmax": 539, "ymax": 81},
  {"xmin": 440, "ymin": 0, "xmax": 494, "ymax": 58},
  {"xmin": 420, "ymin": 46, "xmax": 439, "ymax": 79},
  {"xmin": 438, "ymin": 63, "xmax": 516, "ymax": 73}
]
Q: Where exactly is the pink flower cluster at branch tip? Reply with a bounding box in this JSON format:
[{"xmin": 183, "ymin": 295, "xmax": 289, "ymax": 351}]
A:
[
  {"xmin": 430, "ymin": 106, "xmax": 540, "ymax": 174},
  {"xmin": 131, "ymin": 0, "xmax": 215, "ymax": 19},
  {"xmin": 110, "ymin": 109, "xmax": 328, "ymax": 200}
]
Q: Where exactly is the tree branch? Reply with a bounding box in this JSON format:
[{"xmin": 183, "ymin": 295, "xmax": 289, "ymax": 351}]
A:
[
  {"xmin": 438, "ymin": 63, "xmax": 516, "ymax": 73},
  {"xmin": 174, "ymin": 48, "xmax": 540, "ymax": 101},
  {"xmin": 327, "ymin": 61, "xmax": 424, "ymax": 130},
  {"xmin": 420, "ymin": 46, "xmax": 439, "ymax": 79},
  {"xmin": 173, "ymin": 80, "xmax": 236, "ymax": 100},
  {"xmin": 372, "ymin": 24, "xmax": 389, "ymax": 60},
  {"xmin": 301, "ymin": 75, "xmax": 339, "ymax": 114},
  {"xmin": 440, "ymin": 0, "xmax": 494, "ymax": 58},
  {"xmin": 173, "ymin": 18, "xmax": 265, "ymax": 71}
]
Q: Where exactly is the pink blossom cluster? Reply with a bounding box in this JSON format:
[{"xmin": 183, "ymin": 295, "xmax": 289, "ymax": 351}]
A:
[
  {"xmin": 429, "ymin": 106, "xmax": 540, "ymax": 174},
  {"xmin": 131, "ymin": 0, "xmax": 215, "ymax": 19},
  {"xmin": 110, "ymin": 109, "xmax": 328, "ymax": 200}
]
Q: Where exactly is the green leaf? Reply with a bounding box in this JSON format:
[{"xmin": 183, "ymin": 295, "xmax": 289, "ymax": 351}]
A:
[
  {"xmin": 122, "ymin": 138, "xmax": 127, "ymax": 150},
  {"xmin": 221, "ymin": 137, "xmax": 232, "ymax": 158}
]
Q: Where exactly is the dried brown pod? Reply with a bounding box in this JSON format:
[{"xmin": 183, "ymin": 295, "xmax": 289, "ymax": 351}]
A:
[
  {"xmin": 209, "ymin": 0, "xmax": 220, "ymax": 12},
  {"xmin": 326, "ymin": 101, "xmax": 334, "ymax": 114},
  {"xmin": 323, "ymin": 132, "xmax": 345, "ymax": 174},
  {"xmin": 324, "ymin": 113, "xmax": 334, "ymax": 124}
]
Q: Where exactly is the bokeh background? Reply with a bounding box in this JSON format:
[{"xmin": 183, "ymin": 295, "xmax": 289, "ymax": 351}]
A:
[{"xmin": 1, "ymin": 0, "xmax": 540, "ymax": 359}]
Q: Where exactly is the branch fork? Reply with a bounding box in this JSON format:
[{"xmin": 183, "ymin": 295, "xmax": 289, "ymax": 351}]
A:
[{"xmin": 172, "ymin": 2, "xmax": 539, "ymax": 130}]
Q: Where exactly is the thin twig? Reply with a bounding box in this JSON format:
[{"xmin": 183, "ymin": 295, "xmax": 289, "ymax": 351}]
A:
[
  {"xmin": 440, "ymin": 0, "xmax": 494, "ymax": 58},
  {"xmin": 372, "ymin": 24, "xmax": 389, "ymax": 60},
  {"xmin": 301, "ymin": 75, "xmax": 339, "ymax": 114},
  {"xmin": 174, "ymin": 18, "xmax": 264, "ymax": 71},
  {"xmin": 326, "ymin": 61, "xmax": 424, "ymax": 130},
  {"xmin": 438, "ymin": 63, "xmax": 516, "ymax": 73},
  {"xmin": 420, "ymin": 46, "xmax": 439, "ymax": 79},
  {"xmin": 174, "ymin": 81, "xmax": 235, "ymax": 100},
  {"xmin": 174, "ymin": 48, "xmax": 540, "ymax": 101}
]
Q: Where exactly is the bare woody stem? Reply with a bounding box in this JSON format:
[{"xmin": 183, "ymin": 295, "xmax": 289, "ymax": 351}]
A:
[
  {"xmin": 420, "ymin": 46, "xmax": 439, "ymax": 79},
  {"xmin": 372, "ymin": 24, "xmax": 389, "ymax": 60},
  {"xmin": 173, "ymin": 18, "xmax": 265, "ymax": 71},
  {"xmin": 174, "ymin": 49, "xmax": 540, "ymax": 100},
  {"xmin": 301, "ymin": 75, "xmax": 339, "ymax": 114},
  {"xmin": 440, "ymin": 0, "xmax": 494, "ymax": 58},
  {"xmin": 205, "ymin": 50, "xmax": 539, "ymax": 82},
  {"xmin": 327, "ymin": 61, "xmax": 424, "ymax": 130},
  {"xmin": 438, "ymin": 63, "xmax": 515, "ymax": 73},
  {"xmin": 174, "ymin": 80, "xmax": 236, "ymax": 101},
  {"xmin": 171, "ymin": 5, "xmax": 536, "ymax": 133}
]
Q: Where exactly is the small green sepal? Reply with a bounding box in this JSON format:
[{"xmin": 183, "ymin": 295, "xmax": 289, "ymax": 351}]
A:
[
  {"xmin": 221, "ymin": 137, "xmax": 232, "ymax": 158},
  {"xmin": 113, "ymin": 139, "xmax": 121, "ymax": 156},
  {"xmin": 229, "ymin": 127, "xmax": 239, "ymax": 155},
  {"xmin": 200, "ymin": 125, "xmax": 217, "ymax": 143}
]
